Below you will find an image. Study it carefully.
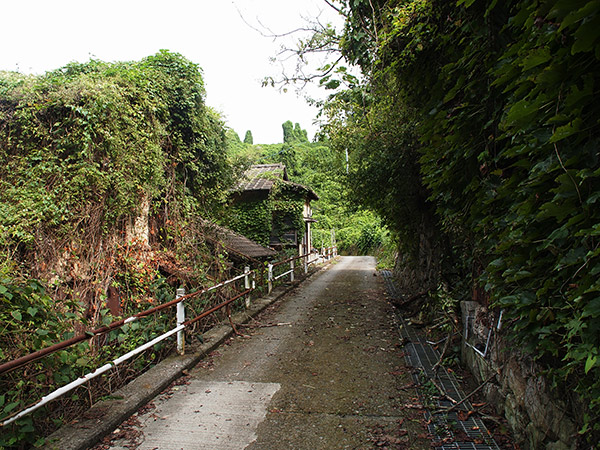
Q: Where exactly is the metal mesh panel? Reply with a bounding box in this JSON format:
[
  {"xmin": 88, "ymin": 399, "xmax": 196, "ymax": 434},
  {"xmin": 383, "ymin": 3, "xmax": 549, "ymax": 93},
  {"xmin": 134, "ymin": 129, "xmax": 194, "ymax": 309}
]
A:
[{"xmin": 381, "ymin": 271, "xmax": 500, "ymax": 450}]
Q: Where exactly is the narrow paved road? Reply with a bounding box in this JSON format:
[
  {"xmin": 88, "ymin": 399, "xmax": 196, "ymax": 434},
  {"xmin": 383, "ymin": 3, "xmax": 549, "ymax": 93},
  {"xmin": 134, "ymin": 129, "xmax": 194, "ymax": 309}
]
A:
[{"xmin": 102, "ymin": 256, "xmax": 429, "ymax": 450}]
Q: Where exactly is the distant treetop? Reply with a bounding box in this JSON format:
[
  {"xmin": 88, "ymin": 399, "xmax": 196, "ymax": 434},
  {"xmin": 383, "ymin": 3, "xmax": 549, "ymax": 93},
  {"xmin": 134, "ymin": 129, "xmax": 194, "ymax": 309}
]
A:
[{"xmin": 282, "ymin": 120, "xmax": 309, "ymax": 144}]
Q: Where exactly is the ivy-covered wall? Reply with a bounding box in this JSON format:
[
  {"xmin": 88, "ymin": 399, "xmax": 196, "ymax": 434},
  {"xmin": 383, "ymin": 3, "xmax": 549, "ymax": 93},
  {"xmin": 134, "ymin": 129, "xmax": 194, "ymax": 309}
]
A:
[
  {"xmin": 227, "ymin": 192, "xmax": 273, "ymax": 247},
  {"xmin": 227, "ymin": 179, "xmax": 309, "ymax": 250},
  {"xmin": 0, "ymin": 51, "xmax": 235, "ymax": 448},
  {"xmin": 326, "ymin": 0, "xmax": 600, "ymax": 445}
]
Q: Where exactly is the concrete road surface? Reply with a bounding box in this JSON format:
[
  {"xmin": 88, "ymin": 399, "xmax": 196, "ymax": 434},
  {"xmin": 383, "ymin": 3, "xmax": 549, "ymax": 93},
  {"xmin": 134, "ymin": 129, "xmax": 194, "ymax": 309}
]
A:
[{"xmin": 101, "ymin": 256, "xmax": 429, "ymax": 450}]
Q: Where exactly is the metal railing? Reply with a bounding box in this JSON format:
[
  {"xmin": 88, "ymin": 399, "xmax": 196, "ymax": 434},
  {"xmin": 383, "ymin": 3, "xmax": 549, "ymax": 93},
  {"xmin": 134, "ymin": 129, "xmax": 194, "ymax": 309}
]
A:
[
  {"xmin": 267, "ymin": 246, "xmax": 337, "ymax": 294},
  {"xmin": 0, "ymin": 269, "xmax": 255, "ymax": 427},
  {"xmin": 464, "ymin": 309, "xmax": 504, "ymax": 359},
  {"xmin": 0, "ymin": 247, "xmax": 338, "ymax": 428}
]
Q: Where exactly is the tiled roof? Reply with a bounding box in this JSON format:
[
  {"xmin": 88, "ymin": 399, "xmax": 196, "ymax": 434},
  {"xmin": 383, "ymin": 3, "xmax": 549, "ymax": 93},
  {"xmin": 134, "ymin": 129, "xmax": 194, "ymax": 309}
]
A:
[
  {"xmin": 202, "ymin": 221, "xmax": 277, "ymax": 260},
  {"xmin": 235, "ymin": 164, "xmax": 319, "ymax": 200},
  {"xmin": 222, "ymin": 231, "xmax": 277, "ymax": 259},
  {"xmin": 236, "ymin": 163, "xmax": 287, "ymax": 191}
]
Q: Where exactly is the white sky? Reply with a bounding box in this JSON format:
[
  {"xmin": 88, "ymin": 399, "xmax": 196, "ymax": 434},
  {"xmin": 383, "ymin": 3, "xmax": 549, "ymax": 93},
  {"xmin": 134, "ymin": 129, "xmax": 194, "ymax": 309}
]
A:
[{"xmin": 0, "ymin": 0, "xmax": 343, "ymax": 144}]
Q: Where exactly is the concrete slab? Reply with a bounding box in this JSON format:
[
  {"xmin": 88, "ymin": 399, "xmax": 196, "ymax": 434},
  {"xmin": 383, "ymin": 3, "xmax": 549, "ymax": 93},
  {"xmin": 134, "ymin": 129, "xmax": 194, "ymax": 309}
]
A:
[{"xmin": 110, "ymin": 381, "xmax": 279, "ymax": 450}]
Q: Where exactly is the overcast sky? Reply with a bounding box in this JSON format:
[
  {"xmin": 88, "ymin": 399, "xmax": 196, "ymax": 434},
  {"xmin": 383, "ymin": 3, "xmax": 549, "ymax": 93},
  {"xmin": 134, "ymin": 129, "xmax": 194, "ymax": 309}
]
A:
[{"xmin": 0, "ymin": 0, "xmax": 343, "ymax": 144}]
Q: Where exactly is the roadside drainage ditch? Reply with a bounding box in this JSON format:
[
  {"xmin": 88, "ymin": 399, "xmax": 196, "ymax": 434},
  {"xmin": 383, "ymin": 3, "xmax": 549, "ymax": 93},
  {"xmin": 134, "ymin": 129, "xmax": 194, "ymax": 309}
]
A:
[{"xmin": 381, "ymin": 270, "xmax": 501, "ymax": 450}]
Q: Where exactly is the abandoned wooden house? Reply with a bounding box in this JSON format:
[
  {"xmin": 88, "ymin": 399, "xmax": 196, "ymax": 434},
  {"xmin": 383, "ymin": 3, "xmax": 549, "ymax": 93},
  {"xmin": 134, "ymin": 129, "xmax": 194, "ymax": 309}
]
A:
[{"xmin": 228, "ymin": 163, "xmax": 318, "ymax": 255}]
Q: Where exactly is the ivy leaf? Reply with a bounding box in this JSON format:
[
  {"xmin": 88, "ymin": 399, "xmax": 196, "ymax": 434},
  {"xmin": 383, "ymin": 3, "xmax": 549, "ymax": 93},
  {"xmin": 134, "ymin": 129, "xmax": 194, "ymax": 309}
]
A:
[
  {"xmin": 585, "ymin": 353, "xmax": 597, "ymax": 374},
  {"xmin": 4, "ymin": 401, "xmax": 20, "ymax": 413},
  {"xmin": 550, "ymin": 119, "xmax": 583, "ymax": 143},
  {"xmin": 75, "ymin": 356, "xmax": 90, "ymax": 367},
  {"xmin": 0, "ymin": 285, "xmax": 13, "ymax": 300},
  {"xmin": 325, "ymin": 79, "xmax": 341, "ymax": 90},
  {"xmin": 582, "ymin": 297, "xmax": 600, "ymax": 318},
  {"xmin": 503, "ymin": 97, "xmax": 543, "ymax": 128},
  {"xmin": 556, "ymin": 0, "xmax": 597, "ymax": 30},
  {"xmin": 521, "ymin": 48, "xmax": 551, "ymax": 71},
  {"xmin": 572, "ymin": 14, "xmax": 600, "ymax": 54},
  {"xmin": 11, "ymin": 310, "xmax": 22, "ymax": 321}
]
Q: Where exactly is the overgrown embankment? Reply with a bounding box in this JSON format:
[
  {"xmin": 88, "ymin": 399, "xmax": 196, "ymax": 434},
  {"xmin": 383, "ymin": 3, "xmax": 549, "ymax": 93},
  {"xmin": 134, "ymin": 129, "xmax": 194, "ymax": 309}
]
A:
[
  {"xmin": 0, "ymin": 51, "xmax": 235, "ymax": 448},
  {"xmin": 316, "ymin": 1, "xmax": 600, "ymax": 446}
]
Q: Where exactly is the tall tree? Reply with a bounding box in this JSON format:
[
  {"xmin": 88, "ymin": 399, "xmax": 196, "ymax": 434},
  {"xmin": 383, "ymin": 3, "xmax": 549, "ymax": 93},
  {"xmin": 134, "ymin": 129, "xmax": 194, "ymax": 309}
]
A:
[
  {"xmin": 293, "ymin": 122, "xmax": 309, "ymax": 143},
  {"xmin": 282, "ymin": 120, "xmax": 309, "ymax": 144},
  {"xmin": 243, "ymin": 130, "xmax": 254, "ymax": 145},
  {"xmin": 282, "ymin": 120, "xmax": 295, "ymax": 143}
]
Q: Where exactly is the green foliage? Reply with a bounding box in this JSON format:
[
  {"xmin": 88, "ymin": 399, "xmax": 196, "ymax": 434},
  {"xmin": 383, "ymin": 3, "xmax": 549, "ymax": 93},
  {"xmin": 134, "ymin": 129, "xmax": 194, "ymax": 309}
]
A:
[
  {"xmin": 334, "ymin": 210, "xmax": 389, "ymax": 255},
  {"xmin": 330, "ymin": 0, "xmax": 600, "ymax": 441},
  {"xmin": 0, "ymin": 50, "xmax": 231, "ymax": 255},
  {"xmin": 226, "ymin": 177, "xmax": 308, "ymax": 248},
  {"xmin": 243, "ymin": 130, "xmax": 253, "ymax": 145},
  {"xmin": 0, "ymin": 51, "xmax": 234, "ymax": 447},
  {"xmin": 227, "ymin": 128, "xmax": 385, "ymax": 255},
  {"xmin": 270, "ymin": 181, "xmax": 307, "ymax": 245},
  {"xmin": 0, "ymin": 274, "xmax": 175, "ymax": 449},
  {"xmin": 321, "ymin": 82, "xmax": 437, "ymax": 258},
  {"xmin": 0, "ymin": 279, "xmax": 82, "ymax": 363}
]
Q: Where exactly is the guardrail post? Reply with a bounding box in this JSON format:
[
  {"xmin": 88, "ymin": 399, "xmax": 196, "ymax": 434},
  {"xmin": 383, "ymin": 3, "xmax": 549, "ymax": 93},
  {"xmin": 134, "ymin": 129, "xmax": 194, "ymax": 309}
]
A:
[
  {"xmin": 244, "ymin": 266, "xmax": 250, "ymax": 289},
  {"xmin": 268, "ymin": 263, "xmax": 273, "ymax": 294},
  {"xmin": 290, "ymin": 259, "xmax": 295, "ymax": 282},
  {"xmin": 176, "ymin": 288, "xmax": 185, "ymax": 355},
  {"xmin": 244, "ymin": 266, "xmax": 251, "ymax": 308},
  {"xmin": 304, "ymin": 254, "xmax": 308, "ymax": 274}
]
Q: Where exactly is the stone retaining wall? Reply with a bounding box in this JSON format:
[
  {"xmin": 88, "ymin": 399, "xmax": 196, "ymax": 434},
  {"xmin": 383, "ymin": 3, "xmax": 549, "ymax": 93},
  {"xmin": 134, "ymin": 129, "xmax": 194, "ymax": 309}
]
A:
[{"xmin": 460, "ymin": 301, "xmax": 580, "ymax": 450}]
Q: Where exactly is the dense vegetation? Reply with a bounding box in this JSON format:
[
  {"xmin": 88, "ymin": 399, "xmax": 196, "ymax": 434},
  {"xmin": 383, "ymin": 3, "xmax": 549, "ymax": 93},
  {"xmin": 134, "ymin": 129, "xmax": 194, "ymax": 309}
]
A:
[
  {"xmin": 0, "ymin": 51, "xmax": 236, "ymax": 448},
  {"xmin": 304, "ymin": 0, "xmax": 599, "ymax": 442},
  {"xmin": 4, "ymin": 0, "xmax": 598, "ymax": 445}
]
